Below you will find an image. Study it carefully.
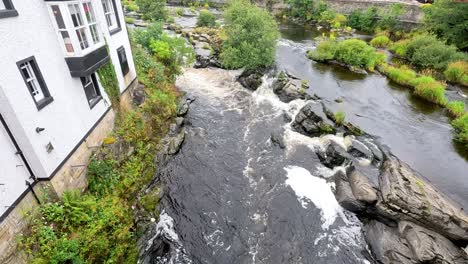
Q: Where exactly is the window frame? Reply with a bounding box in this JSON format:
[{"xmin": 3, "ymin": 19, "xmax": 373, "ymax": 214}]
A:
[
  {"xmin": 117, "ymin": 46, "xmax": 129, "ymax": 76},
  {"xmin": 101, "ymin": 0, "xmax": 121, "ymax": 35},
  {"xmin": 0, "ymin": 0, "xmax": 18, "ymax": 19},
  {"xmin": 80, "ymin": 73, "xmax": 102, "ymax": 109},
  {"xmin": 46, "ymin": 1, "xmax": 104, "ymax": 57},
  {"xmin": 16, "ymin": 56, "xmax": 54, "ymax": 111}
]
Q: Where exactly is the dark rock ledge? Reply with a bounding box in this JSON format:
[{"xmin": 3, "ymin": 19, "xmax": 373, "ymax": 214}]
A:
[{"xmin": 285, "ymin": 83, "xmax": 468, "ymax": 263}]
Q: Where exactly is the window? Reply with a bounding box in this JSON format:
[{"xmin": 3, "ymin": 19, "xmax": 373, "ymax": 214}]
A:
[
  {"xmin": 101, "ymin": 0, "xmax": 120, "ymax": 33},
  {"xmin": 80, "ymin": 74, "xmax": 101, "ymax": 108},
  {"xmin": 0, "ymin": 0, "xmax": 18, "ymax": 19},
  {"xmin": 48, "ymin": 2, "xmax": 103, "ymax": 56},
  {"xmin": 117, "ymin": 46, "xmax": 129, "ymax": 76},
  {"xmin": 17, "ymin": 57, "xmax": 53, "ymax": 110}
]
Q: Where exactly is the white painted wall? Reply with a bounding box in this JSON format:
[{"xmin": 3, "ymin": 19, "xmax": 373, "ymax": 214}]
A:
[{"xmin": 0, "ymin": 0, "xmax": 136, "ymax": 191}]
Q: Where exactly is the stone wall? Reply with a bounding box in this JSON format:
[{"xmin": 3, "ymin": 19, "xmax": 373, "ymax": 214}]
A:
[{"xmin": 0, "ymin": 80, "xmax": 138, "ymax": 264}]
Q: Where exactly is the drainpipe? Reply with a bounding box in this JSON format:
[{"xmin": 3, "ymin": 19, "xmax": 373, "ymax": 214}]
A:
[{"xmin": 0, "ymin": 113, "xmax": 41, "ymax": 204}]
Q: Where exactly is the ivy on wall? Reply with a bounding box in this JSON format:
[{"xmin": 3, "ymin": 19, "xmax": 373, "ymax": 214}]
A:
[{"xmin": 97, "ymin": 59, "xmax": 120, "ymax": 110}]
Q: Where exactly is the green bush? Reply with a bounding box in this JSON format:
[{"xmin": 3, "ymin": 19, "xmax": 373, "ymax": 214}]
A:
[
  {"xmin": 404, "ymin": 34, "xmax": 466, "ymax": 71},
  {"xmin": 334, "ymin": 111, "xmax": 345, "ymax": 125},
  {"xmin": 452, "ymin": 113, "xmax": 468, "ymax": 146},
  {"xmin": 221, "ymin": 0, "xmax": 280, "ymax": 70},
  {"xmin": 285, "ymin": 0, "xmax": 328, "ymax": 21},
  {"xmin": 87, "ymin": 159, "xmax": 119, "ymax": 197},
  {"xmin": 408, "ymin": 75, "xmax": 436, "ymax": 87},
  {"xmin": 136, "ymin": 0, "xmax": 167, "ymax": 21},
  {"xmin": 389, "ymin": 39, "xmax": 409, "ymax": 57},
  {"xmin": 318, "ymin": 10, "xmax": 347, "ymax": 28},
  {"xmin": 125, "ymin": 17, "xmax": 135, "ymax": 24},
  {"xmin": 444, "ymin": 60, "xmax": 468, "ymax": 84},
  {"xmin": 308, "ymin": 39, "xmax": 337, "ymax": 61},
  {"xmin": 126, "ymin": 3, "xmax": 139, "ymax": 12},
  {"xmin": 370, "ymin": 35, "xmax": 391, "ymax": 48},
  {"xmin": 197, "ymin": 9, "xmax": 216, "ymax": 27},
  {"xmin": 447, "ymin": 101, "xmax": 465, "ymax": 118},
  {"xmin": 334, "ymin": 39, "xmax": 385, "ymax": 70},
  {"xmin": 132, "ymin": 22, "xmax": 164, "ymax": 50},
  {"xmin": 347, "ymin": 7, "xmax": 378, "ymax": 33},
  {"xmin": 383, "ymin": 65, "xmax": 417, "ymax": 86},
  {"xmin": 413, "ymin": 81, "xmax": 447, "ymax": 106}
]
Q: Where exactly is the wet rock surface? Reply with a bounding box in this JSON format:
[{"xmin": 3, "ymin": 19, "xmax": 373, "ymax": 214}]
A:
[{"xmin": 272, "ymin": 71, "xmax": 316, "ymax": 102}]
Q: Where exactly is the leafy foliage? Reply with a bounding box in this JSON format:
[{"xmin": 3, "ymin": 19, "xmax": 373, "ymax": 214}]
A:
[
  {"xmin": 136, "ymin": 0, "xmax": 167, "ymax": 21},
  {"xmin": 97, "ymin": 60, "xmax": 120, "ymax": 109},
  {"xmin": 347, "ymin": 7, "xmax": 378, "ymax": 33},
  {"xmin": 285, "ymin": 0, "xmax": 328, "ymax": 21},
  {"xmin": 221, "ymin": 0, "xmax": 279, "ymax": 70},
  {"xmin": 422, "ymin": 0, "xmax": 468, "ymax": 50},
  {"xmin": 307, "ymin": 39, "xmax": 337, "ymax": 61},
  {"xmin": 197, "ymin": 9, "xmax": 217, "ymax": 27}
]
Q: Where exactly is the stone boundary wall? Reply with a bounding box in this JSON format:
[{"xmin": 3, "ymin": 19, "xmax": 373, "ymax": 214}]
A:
[{"xmin": 0, "ymin": 80, "xmax": 138, "ymax": 264}]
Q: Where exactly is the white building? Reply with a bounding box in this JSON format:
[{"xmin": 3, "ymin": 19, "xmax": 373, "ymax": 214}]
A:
[{"xmin": 0, "ymin": 0, "xmax": 136, "ymax": 224}]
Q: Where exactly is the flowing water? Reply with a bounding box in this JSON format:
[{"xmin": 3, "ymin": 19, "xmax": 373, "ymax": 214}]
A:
[{"xmin": 140, "ymin": 14, "xmax": 468, "ymax": 264}]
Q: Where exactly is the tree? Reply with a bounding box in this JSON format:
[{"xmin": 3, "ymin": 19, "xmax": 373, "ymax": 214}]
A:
[
  {"xmin": 422, "ymin": 0, "xmax": 468, "ymax": 50},
  {"xmin": 285, "ymin": 0, "xmax": 328, "ymax": 21},
  {"xmin": 136, "ymin": 0, "xmax": 168, "ymax": 21},
  {"xmin": 221, "ymin": 0, "xmax": 280, "ymax": 70}
]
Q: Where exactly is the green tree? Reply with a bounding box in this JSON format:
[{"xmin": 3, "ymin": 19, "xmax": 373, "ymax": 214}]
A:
[
  {"xmin": 422, "ymin": 0, "xmax": 468, "ymax": 50},
  {"xmin": 136, "ymin": 0, "xmax": 168, "ymax": 21},
  {"xmin": 285, "ymin": 0, "xmax": 328, "ymax": 21},
  {"xmin": 347, "ymin": 7, "xmax": 378, "ymax": 33},
  {"xmin": 221, "ymin": 0, "xmax": 280, "ymax": 70}
]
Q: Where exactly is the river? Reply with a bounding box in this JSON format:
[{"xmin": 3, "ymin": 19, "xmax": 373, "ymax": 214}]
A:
[{"xmin": 138, "ymin": 12, "xmax": 468, "ymax": 264}]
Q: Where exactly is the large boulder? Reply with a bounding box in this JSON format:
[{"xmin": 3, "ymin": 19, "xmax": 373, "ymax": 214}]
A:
[
  {"xmin": 364, "ymin": 220, "xmax": 416, "ymax": 264},
  {"xmin": 238, "ymin": 71, "xmax": 263, "ymax": 90},
  {"xmin": 272, "ymin": 72, "xmax": 313, "ymax": 103},
  {"xmin": 348, "ymin": 168, "xmax": 378, "ymax": 204},
  {"xmin": 334, "ymin": 170, "xmax": 366, "ymax": 212},
  {"xmin": 376, "ymin": 156, "xmax": 468, "ymax": 242},
  {"xmin": 292, "ymin": 102, "xmax": 336, "ymax": 137}
]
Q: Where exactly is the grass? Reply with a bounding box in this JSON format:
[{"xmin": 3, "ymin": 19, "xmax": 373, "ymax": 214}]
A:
[
  {"xmin": 382, "ymin": 65, "xmax": 417, "ymax": 86},
  {"xmin": 125, "ymin": 17, "xmax": 135, "ymax": 24},
  {"xmin": 447, "ymin": 101, "xmax": 465, "ymax": 118},
  {"xmin": 452, "ymin": 113, "xmax": 468, "ymax": 147},
  {"xmin": 389, "ymin": 39, "xmax": 409, "ymax": 57},
  {"xmin": 334, "ymin": 111, "xmax": 346, "ymax": 125},
  {"xmin": 413, "ymin": 81, "xmax": 447, "ymax": 106},
  {"xmin": 370, "ymin": 35, "xmax": 392, "ymax": 48},
  {"xmin": 444, "ymin": 60, "xmax": 468, "ymax": 85}
]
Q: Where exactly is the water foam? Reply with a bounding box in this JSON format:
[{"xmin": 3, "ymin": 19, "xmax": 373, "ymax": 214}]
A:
[{"xmin": 284, "ymin": 166, "xmax": 342, "ymax": 230}]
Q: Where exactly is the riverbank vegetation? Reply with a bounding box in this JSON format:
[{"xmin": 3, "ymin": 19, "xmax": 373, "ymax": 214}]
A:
[
  {"xmin": 197, "ymin": 9, "xmax": 217, "ymax": 27},
  {"xmin": 19, "ymin": 22, "xmax": 193, "ymax": 263},
  {"xmin": 308, "ymin": 38, "xmax": 385, "ymax": 71},
  {"xmin": 220, "ymin": 0, "xmax": 279, "ymax": 70}
]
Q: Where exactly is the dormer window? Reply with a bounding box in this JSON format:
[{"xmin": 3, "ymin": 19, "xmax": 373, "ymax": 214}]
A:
[{"xmin": 47, "ymin": 1, "xmax": 104, "ymax": 57}]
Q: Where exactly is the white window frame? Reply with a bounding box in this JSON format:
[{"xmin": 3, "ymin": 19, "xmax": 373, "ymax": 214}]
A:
[
  {"xmin": 101, "ymin": 0, "xmax": 117, "ymax": 31},
  {"xmin": 0, "ymin": 1, "xmax": 6, "ymax": 10},
  {"xmin": 20, "ymin": 62, "xmax": 45, "ymax": 103},
  {"xmin": 47, "ymin": 1, "xmax": 104, "ymax": 57}
]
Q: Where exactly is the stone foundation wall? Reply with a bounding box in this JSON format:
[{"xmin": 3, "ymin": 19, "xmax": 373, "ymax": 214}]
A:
[{"xmin": 0, "ymin": 79, "xmax": 138, "ymax": 264}]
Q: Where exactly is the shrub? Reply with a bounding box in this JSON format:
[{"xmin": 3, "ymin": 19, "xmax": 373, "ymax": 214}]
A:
[
  {"xmin": 285, "ymin": 0, "xmax": 328, "ymax": 21},
  {"xmin": 125, "ymin": 17, "xmax": 135, "ymax": 24},
  {"xmin": 334, "ymin": 111, "xmax": 345, "ymax": 125},
  {"xmin": 221, "ymin": 0, "xmax": 279, "ymax": 70},
  {"xmin": 87, "ymin": 159, "xmax": 119, "ymax": 197},
  {"xmin": 447, "ymin": 101, "xmax": 465, "ymax": 118},
  {"xmin": 347, "ymin": 7, "xmax": 378, "ymax": 33},
  {"xmin": 308, "ymin": 39, "xmax": 337, "ymax": 62},
  {"xmin": 334, "ymin": 39, "xmax": 385, "ymax": 70},
  {"xmin": 197, "ymin": 9, "xmax": 216, "ymax": 27},
  {"xmin": 383, "ymin": 65, "xmax": 417, "ymax": 86},
  {"xmin": 136, "ymin": 0, "xmax": 167, "ymax": 21},
  {"xmin": 452, "ymin": 114, "xmax": 468, "ymax": 146},
  {"xmin": 404, "ymin": 34, "xmax": 466, "ymax": 71},
  {"xmin": 377, "ymin": 3, "xmax": 405, "ymax": 33},
  {"xmin": 408, "ymin": 75, "xmax": 436, "ymax": 87},
  {"xmin": 444, "ymin": 61, "xmax": 468, "ymax": 83},
  {"xmin": 370, "ymin": 35, "xmax": 391, "ymax": 48},
  {"xmin": 126, "ymin": 3, "xmax": 139, "ymax": 12},
  {"xmin": 132, "ymin": 22, "xmax": 164, "ymax": 50},
  {"xmin": 413, "ymin": 81, "xmax": 447, "ymax": 105},
  {"xmin": 389, "ymin": 39, "xmax": 409, "ymax": 57}
]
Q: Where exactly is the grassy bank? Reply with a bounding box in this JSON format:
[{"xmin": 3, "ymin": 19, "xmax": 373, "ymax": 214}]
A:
[{"xmin": 19, "ymin": 22, "xmax": 193, "ymax": 263}]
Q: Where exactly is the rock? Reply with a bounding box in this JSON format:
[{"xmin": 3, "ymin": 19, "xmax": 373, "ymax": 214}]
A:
[
  {"xmin": 167, "ymin": 129, "xmax": 185, "ymax": 155},
  {"xmin": 316, "ymin": 141, "xmax": 350, "ymax": 168},
  {"xmin": 348, "ymin": 138, "xmax": 373, "ymax": 160},
  {"xmin": 177, "ymin": 99, "xmax": 191, "ymax": 117},
  {"xmin": 270, "ymin": 130, "xmax": 285, "ymax": 149},
  {"xmin": 132, "ymin": 83, "xmax": 146, "ymax": 106},
  {"xmin": 272, "ymin": 72, "xmax": 314, "ymax": 103},
  {"xmin": 238, "ymin": 71, "xmax": 263, "ymax": 90},
  {"xmin": 377, "ymin": 155, "xmax": 468, "ymax": 242},
  {"xmin": 335, "ymin": 98, "xmax": 343, "ymax": 103},
  {"xmin": 398, "ymin": 221, "xmax": 468, "ymax": 264},
  {"xmin": 362, "ymin": 139, "xmax": 384, "ymax": 163},
  {"xmin": 292, "ymin": 102, "xmax": 336, "ymax": 136},
  {"xmin": 334, "ymin": 170, "xmax": 366, "ymax": 212},
  {"xmin": 364, "ymin": 220, "xmax": 416, "ymax": 264},
  {"xmin": 348, "ymin": 168, "xmax": 378, "ymax": 204}
]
